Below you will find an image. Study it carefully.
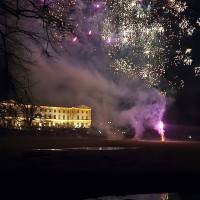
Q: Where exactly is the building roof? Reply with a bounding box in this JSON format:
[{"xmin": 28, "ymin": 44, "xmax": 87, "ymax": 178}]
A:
[{"xmin": 1, "ymin": 100, "xmax": 91, "ymax": 110}]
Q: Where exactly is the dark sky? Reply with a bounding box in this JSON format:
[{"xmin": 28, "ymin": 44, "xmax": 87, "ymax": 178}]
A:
[{"xmin": 165, "ymin": 0, "xmax": 200, "ymax": 126}]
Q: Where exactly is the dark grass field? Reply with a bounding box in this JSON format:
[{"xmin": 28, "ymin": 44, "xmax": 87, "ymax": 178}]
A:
[{"xmin": 1, "ymin": 135, "xmax": 200, "ymax": 199}]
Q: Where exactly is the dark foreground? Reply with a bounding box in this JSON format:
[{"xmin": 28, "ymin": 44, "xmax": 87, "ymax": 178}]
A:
[{"xmin": 1, "ymin": 135, "xmax": 200, "ymax": 199}]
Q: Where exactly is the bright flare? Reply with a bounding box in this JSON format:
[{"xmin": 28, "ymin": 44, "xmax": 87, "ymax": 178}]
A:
[
  {"xmin": 157, "ymin": 121, "xmax": 165, "ymax": 142},
  {"xmin": 72, "ymin": 36, "xmax": 78, "ymax": 42}
]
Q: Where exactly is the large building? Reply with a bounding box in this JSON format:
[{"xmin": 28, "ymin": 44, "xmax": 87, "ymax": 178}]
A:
[
  {"xmin": 35, "ymin": 105, "xmax": 92, "ymax": 128},
  {"xmin": 0, "ymin": 100, "xmax": 92, "ymax": 129}
]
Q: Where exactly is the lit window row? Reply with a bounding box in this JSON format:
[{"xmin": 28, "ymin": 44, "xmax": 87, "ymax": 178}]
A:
[
  {"xmin": 42, "ymin": 115, "xmax": 89, "ymax": 120},
  {"xmin": 40, "ymin": 108, "xmax": 89, "ymax": 114}
]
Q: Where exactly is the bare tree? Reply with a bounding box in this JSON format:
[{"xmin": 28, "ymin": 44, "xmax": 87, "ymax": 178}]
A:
[
  {"xmin": 0, "ymin": 100, "xmax": 19, "ymax": 128},
  {"xmin": 0, "ymin": 0, "xmax": 74, "ymax": 100},
  {"xmin": 19, "ymin": 103, "xmax": 39, "ymax": 129},
  {"xmin": 16, "ymin": 75, "xmax": 41, "ymax": 129}
]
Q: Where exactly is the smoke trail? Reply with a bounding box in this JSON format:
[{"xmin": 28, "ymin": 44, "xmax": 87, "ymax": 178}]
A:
[
  {"xmin": 119, "ymin": 87, "xmax": 166, "ymax": 139},
  {"xmin": 29, "ymin": 56, "xmax": 166, "ymax": 139},
  {"xmin": 22, "ymin": 0, "xmax": 167, "ymax": 139}
]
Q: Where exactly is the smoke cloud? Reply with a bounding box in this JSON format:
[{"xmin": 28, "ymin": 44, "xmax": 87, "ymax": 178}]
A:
[
  {"xmin": 29, "ymin": 54, "xmax": 166, "ymax": 139},
  {"xmin": 24, "ymin": 0, "xmax": 167, "ymax": 139}
]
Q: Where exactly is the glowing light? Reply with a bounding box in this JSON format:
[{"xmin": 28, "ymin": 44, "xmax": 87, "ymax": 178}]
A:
[
  {"xmin": 195, "ymin": 67, "xmax": 200, "ymax": 77},
  {"xmin": 94, "ymin": 4, "xmax": 100, "ymax": 8},
  {"xmin": 184, "ymin": 57, "xmax": 193, "ymax": 65},
  {"xmin": 161, "ymin": 193, "xmax": 169, "ymax": 200},
  {"xmin": 157, "ymin": 121, "xmax": 165, "ymax": 142},
  {"xmin": 88, "ymin": 30, "xmax": 92, "ymax": 35},
  {"xmin": 107, "ymin": 37, "xmax": 112, "ymax": 44},
  {"xmin": 158, "ymin": 121, "xmax": 164, "ymax": 130},
  {"xmin": 72, "ymin": 36, "xmax": 78, "ymax": 42},
  {"xmin": 1, "ymin": 101, "xmax": 92, "ymax": 129},
  {"xmin": 185, "ymin": 48, "xmax": 192, "ymax": 54},
  {"xmin": 197, "ymin": 18, "xmax": 200, "ymax": 26}
]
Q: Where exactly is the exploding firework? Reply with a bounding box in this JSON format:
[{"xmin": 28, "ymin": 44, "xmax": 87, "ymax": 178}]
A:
[
  {"xmin": 101, "ymin": 0, "xmax": 197, "ymax": 91},
  {"xmin": 37, "ymin": 0, "xmax": 77, "ymax": 45},
  {"xmin": 45, "ymin": 0, "xmax": 198, "ymax": 92},
  {"xmin": 34, "ymin": 0, "xmax": 183, "ymax": 139}
]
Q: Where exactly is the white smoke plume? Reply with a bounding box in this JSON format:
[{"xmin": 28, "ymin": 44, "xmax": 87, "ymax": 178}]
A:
[
  {"xmin": 21, "ymin": 0, "xmax": 167, "ymax": 139},
  {"xmin": 29, "ymin": 55, "xmax": 166, "ymax": 139}
]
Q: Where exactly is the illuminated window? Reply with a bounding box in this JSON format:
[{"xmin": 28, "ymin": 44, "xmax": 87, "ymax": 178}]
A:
[{"xmin": 195, "ymin": 66, "xmax": 200, "ymax": 77}]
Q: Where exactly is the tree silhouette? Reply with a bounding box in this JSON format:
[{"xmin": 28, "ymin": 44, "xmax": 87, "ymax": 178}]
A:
[{"xmin": 0, "ymin": 0, "xmax": 73, "ymax": 100}]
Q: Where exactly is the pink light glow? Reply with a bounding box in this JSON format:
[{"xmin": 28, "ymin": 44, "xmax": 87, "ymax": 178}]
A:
[
  {"xmin": 158, "ymin": 121, "xmax": 164, "ymax": 131},
  {"xmin": 107, "ymin": 38, "xmax": 112, "ymax": 43},
  {"xmin": 88, "ymin": 30, "xmax": 92, "ymax": 35},
  {"xmin": 72, "ymin": 36, "xmax": 78, "ymax": 42},
  {"xmin": 94, "ymin": 4, "xmax": 100, "ymax": 8},
  {"xmin": 157, "ymin": 121, "xmax": 165, "ymax": 142}
]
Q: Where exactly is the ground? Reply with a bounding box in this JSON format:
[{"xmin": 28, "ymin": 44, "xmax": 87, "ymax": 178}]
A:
[{"xmin": 1, "ymin": 134, "xmax": 200, "ymax": 199}]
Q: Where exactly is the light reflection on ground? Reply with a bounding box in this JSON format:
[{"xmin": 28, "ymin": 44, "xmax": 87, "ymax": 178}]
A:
[
  {"xmin": 34, "ymin": 146, "xmax": 140, "ymax": 151},
  {"xmin": 84, "ymin": 193, "xmax": 179, "ymax": 200}
]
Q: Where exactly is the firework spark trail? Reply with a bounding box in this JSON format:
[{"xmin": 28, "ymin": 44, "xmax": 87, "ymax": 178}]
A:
[
  {"xmin": 101, "ymin": 0, "xmax": 197, "ymax": 91},
  {"xmin": 33, "ymin": 0, "xmax": 199, "ymax": 139},
  {"xmin": 41, "ymin": 0, "xmax": 199, "ymax": 92}
]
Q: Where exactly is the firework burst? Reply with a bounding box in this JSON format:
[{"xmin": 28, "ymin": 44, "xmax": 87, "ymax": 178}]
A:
[
  {"xmin": 41, "ymin": 0, "xmax": 198, "ymax": 92},
  {"xmin": 101, "ymin": 0, "xmax": 197, "ymax": 91}
]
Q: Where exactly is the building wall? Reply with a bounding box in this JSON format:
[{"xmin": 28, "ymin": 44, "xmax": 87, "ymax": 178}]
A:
[
  {"xmin": 0, "ymin": 101, "xmax": 92, "ymax": 129},
  {"xmin": 33, "ymin": 105, "xmax": 92, "ymax": 128}
]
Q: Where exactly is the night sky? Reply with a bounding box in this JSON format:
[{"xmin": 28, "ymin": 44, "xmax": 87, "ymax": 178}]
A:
[
  {"xmin": 166, "ymin": 0, "xmax": 200, "ymax": 126},
  {"xmin": 0, "ymin": 0, "xmax": 200, "ymax": 127}
]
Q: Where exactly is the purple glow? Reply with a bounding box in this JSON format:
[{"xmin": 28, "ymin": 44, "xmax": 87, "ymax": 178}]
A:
[
  {"xmin": 107, "ymin": 38, "xmax": 112, "ymax": 44},
  {"xmin": 88, "ymin": 30, "xmax": 92, "ymax": 35},
  {"xmin": 94, "ymin": 4, "xmax": 100, "ymax": 8},
  {"xmin": 158, "ymin": 121, "xmax": 164, "ymax": 131},
  {"xmin": 72, "ymin": 36, "xmax": 78, "ymax": 42},
  {"xmin": 156, "ymin": 121, "xmax": 165, "ymax": 141}
]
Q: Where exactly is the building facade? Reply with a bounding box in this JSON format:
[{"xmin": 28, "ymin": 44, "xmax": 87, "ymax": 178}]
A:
[
  {"xmin": 35, "ymin": 105, "xmax": 92, "ymax": 128},
  {"xmin": 0, "ymin": 100, "xmax": 92, "ymax": 129}
]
